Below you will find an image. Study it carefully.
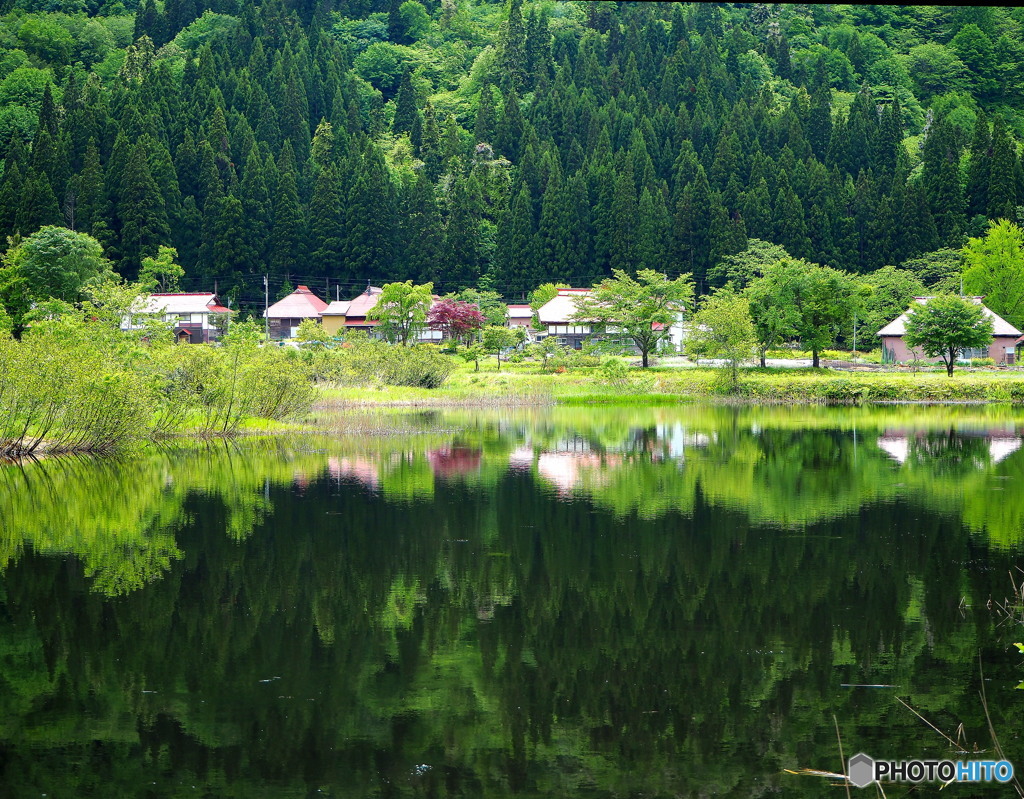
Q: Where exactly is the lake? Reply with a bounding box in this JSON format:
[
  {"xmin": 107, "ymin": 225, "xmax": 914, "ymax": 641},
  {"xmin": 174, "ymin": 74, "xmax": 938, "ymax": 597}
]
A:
[{"xmin": 2, "ymin": 405, "xmax": 1023, "ymax": 797}]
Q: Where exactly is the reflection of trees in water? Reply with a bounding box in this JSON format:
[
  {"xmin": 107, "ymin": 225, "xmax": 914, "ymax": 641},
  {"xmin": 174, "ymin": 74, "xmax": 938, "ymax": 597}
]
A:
[
  {"xmin": 2, "ymin": 408, "xmax": 1024, "ymax": 795},
  {"xmin": 0, "ymin": 427, "xmax": 1022, "ymax": 795}
]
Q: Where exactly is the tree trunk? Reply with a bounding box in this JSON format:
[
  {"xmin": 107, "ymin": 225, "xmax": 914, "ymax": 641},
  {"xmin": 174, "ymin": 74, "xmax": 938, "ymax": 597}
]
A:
[
  {"xmin": 760, "ymin": 349, "xmax": 766, "ymax": 368},
  {"xmin": 641, "ymin": 349, "xmax": 649, "ymax": 368},
  {"xmin": 946, "ymin": 350, "xmax": 955, "ymax": 377},
  {"xmin": 496, "ymin": 353, "xmax": 501, "ymax": 371},
  {"xmin": 812, "ymin": 349, "xmax": 820, "ymax": 368}
]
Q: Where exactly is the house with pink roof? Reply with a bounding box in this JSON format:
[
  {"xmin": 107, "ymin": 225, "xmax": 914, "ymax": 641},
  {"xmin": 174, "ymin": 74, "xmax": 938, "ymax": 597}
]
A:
[
  {"xmin": 320, "ymin": 284, "xmax": 443, "ymax": 342},
  {"xmin": 264, "ymin": 285, "xmax": 328, "ymax": 339}
]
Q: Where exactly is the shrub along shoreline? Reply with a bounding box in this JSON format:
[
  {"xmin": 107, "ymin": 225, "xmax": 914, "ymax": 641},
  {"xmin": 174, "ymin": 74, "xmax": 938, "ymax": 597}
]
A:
[{"xmin": 0, "ymin": 317, "xmax": 315, "ymax": 459}]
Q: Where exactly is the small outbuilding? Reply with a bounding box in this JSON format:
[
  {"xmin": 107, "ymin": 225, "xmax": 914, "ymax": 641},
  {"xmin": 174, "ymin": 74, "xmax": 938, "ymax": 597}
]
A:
[
  {"xmin": 877, "ymin": 296, "xmax": 1021, "ymax": 364},
  {"xmin": 264, "ymin": 285, "xmax": 328, "ymax": 340}
]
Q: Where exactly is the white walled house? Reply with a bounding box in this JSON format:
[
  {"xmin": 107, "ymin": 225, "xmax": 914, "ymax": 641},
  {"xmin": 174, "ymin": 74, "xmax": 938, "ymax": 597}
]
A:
[{"xmin": 123, "ymin": 293, "xmax": 232, "ymax": 343}]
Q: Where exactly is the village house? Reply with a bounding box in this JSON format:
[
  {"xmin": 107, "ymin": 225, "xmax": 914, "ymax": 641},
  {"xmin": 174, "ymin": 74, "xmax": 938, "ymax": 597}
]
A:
[
  {"xmin": 877, "ymin": 297, "xmax": 1021, "ymax": 365},
  {"xmin": 264, "ymin": 285, "xmax": 328, "ymax": 340},
  {"xmin": 319, "ymin": 284, "xmax": 443, "ymax": 342},
  {"xmin": 536, "ymin": 288, "xmax": 686, "ymax": 352},
  {"xmin": 123, "ymin": 292, "xmax": 231, "ymax": 343},
  {"xmin": 506, "ymin": 303, "xmax": 535, "ymax": 337}
]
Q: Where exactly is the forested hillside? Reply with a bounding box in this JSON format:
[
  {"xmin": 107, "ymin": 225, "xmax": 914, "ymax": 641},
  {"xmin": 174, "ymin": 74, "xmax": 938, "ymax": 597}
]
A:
[{"xmin": 0, "ymin": 0, "xmax": 1023, "ymax": 314}]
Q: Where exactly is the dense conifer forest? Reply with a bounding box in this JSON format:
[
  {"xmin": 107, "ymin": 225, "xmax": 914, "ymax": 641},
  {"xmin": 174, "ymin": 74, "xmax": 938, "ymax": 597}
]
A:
[{"xmin": 0, "ymin": 0, "xmax": 1023, "ymax": 314}]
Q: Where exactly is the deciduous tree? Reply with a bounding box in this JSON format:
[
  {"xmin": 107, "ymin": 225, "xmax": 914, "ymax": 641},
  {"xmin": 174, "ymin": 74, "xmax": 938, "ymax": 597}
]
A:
[
  {"xmin": 903, "ymin": 294, "xmax": 994, "ymax": 376},
  {"xmin": 574, "ymin": 269, "xmax": 694, "ymax": 368}
]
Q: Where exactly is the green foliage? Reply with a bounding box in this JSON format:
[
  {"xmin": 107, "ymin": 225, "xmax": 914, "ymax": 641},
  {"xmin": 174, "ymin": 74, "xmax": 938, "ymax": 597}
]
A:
[
  {"xmin": 686, "ymin": 286, "xmax": 756, "ymax": 389},
  {"xmin": 0, "ymin": 1, "xmax": 1019, "ymax": 333},
  {"xmin": 575, "ymin": 269, "xmax": 693, "ymax": 368},
  {"xmin": 3, "ymin": 226, "xmax": 112, "ymax": 306},
  {"xmin": 861, "ymin": 265, "xmax": 926, "ymax": 341},
  {"xmin": 295, "ymin": 318, "xmax": 333, "ymax": 347},
  {"xmin": 708, "ymin": 239, "xmax": 792, "ymax": 291},
  {"xmin": 367, "ymin": 280, "xmax": 434, "ymax": 345},
  {"xmin": 456, "ymin": 288, "xmax": 505, "ymax": 326},
  {"xmin": 480, "ymin": 324, "xmax": 522, "ymax": 370},
  {"xmin": 746, "ymin": 259, "xmax": 805, "ymax": 365},
  {"xmin": 138, "ymin": 245, "xmax": 184, "ymax": 293},
  {"xmin": 961, "ymin": 219, "xmax": 1024, "ymax": 329},
  {"xmin": 312, "ymin": 335, "xmax": 454, "ymax": 388},
  {"xmin": 903, "ymin": 294, "xmax": 994, "ymax": 376}
]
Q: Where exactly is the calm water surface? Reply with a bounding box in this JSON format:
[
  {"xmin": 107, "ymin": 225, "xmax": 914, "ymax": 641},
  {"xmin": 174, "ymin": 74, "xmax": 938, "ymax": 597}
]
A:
[{"xmin": 2, "ymin": 405, "xmax": 1024, "ymax": 797}]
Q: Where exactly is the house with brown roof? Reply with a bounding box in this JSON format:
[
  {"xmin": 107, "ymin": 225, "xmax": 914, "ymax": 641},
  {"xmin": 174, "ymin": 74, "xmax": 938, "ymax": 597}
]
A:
[
  {"xmin": 877, "ymin": 297, "xmax": 1022, "ymax": 364},
  {"xmin": 123, "ymin": 292, "xmax": 232, "ymax": 343},
  {"xmin": 264, "ymin": 285, "xmax": 328, "ymax": 340}
]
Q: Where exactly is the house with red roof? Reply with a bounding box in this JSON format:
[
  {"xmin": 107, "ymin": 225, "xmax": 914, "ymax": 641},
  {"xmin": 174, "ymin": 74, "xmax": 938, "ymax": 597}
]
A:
[
  {"xmin": 123, "ymin": 292, "xmax": 232, "ymax": 343},
  {"xmin": 264, "ymin": 285, "xmax": 328, "ymax": 339}
]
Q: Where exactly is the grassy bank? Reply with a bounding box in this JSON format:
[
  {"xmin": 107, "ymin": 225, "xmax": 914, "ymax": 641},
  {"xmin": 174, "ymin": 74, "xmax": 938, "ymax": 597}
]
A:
[{"xmin": 316, "ymin": 362, "xmax": 1024, "ymax": 408}]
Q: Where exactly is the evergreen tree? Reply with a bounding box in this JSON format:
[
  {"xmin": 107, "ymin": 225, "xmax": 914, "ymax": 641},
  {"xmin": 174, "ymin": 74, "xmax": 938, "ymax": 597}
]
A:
[
  {"xmin": 988, "ymin": 117, "xmax": 1018, "ymax": 220},
  {"xmin": 270, "ymin": 155, "xmax": 306, "ymax": 277},
  {"xmin": 401, "ymin": 171, "xmax": 444, "ymax": 283},
  {"xmin": 393, "ymin": 69, "xmax": 418, "ymax": 135},
  {"xmin": 344, "ymin": 147, "xmax": 395, "ymax": 282},
  {"xmin": 965, "ymin": 112, "xmax": 991, "ymax": 217},
  {"xmin": 495, "ymin": 183, "xmax": 536, "ymax": 293},
  {"xmin": 118, "ymin": 143, "xmax": 170, "ymax": 276},
  {"xmin": 309, "ymin": 163, "xmax": 346, "ymax": 275}
]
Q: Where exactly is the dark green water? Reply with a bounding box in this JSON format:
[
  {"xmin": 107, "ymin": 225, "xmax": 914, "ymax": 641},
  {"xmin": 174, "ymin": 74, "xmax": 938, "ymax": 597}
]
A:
[{"xmin": 2, "ymin": 406, "xmax": 1024, "ymax": 797}]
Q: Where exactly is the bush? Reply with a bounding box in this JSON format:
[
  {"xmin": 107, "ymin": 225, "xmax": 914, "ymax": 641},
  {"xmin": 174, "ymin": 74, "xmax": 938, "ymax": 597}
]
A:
[
  {"xmin": 0, "ymin": 321, "xmax": 151, "ymax": 456},
  {"xmin": 310, "ymin": 336, "xmax": 454, "ymax": 388}
]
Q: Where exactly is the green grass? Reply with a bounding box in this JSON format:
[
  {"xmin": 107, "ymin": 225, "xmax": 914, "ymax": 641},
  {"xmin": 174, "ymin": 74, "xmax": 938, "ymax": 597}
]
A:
[{"xmin": 315, "ymin": 360, "xmax": 1024, "ymax": 407}]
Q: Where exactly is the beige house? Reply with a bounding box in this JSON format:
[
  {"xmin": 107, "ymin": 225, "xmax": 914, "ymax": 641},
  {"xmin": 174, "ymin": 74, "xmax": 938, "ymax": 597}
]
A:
[{"xmin": 877, "ymin": 297, "xmax": 1021, "ymax": 364}]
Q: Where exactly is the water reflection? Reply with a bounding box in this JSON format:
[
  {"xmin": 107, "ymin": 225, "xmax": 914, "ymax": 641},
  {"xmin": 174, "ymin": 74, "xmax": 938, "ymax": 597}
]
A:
[{"xmin": 1, "ymin": 406, "xmax": 1023, "ymax": 796}]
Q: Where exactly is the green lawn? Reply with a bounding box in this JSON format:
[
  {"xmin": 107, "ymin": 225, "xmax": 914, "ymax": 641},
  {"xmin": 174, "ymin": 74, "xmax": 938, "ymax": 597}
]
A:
[{"xmin": 316, "ymin": 359, "xmax": 1024, "ymax": 407}]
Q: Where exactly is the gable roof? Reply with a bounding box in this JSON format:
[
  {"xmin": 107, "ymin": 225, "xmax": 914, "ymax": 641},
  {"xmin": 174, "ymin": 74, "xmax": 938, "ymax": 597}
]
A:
[
  {"xmin": 137, "ymin": 293, "xmax": 230, "ymax": 315},
  {"xmin": 321, "ymin": 300, "xmax": 351, "ymax": 317},
  {"xmin": 537, "ymin": 289, "xmax": 592, "ymax": 324},
  {"xmin": 506, "ymin": 304, "xmax": 533, "ymax": 319},
  {"xmin": 265, "ymin": 285, "xmax": 328, "ymax": 319},
  {"xmin": 877, "ymin": 296, "xmax": 1022, "ymax": 337},
  {"xmin": 344, "ymin": 286, "xmax": 383, "ymax": 320}
]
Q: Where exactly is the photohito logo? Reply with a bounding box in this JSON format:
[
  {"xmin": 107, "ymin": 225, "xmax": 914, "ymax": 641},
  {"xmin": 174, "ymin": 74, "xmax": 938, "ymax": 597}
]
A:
[{"xmin": 847, "ymin": 753, "xmax": 1015, "ymax": 788}]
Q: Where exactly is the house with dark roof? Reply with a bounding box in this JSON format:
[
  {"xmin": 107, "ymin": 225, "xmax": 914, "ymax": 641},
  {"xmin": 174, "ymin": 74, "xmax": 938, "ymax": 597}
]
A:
[
  {"xmin": 877, "ymin": 297, "xmax": 1022, "ymax": 364},
  {"xmin": 264, "ymin": 285, "xmax": 328, "ymax": 340},
  {"xmin": 123, "ymin": 292, "xmax": 232, "ymax": 343}
]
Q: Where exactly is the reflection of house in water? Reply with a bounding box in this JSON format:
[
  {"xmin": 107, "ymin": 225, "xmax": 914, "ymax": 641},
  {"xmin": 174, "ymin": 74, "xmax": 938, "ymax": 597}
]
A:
[
  {"xmin": 508, "ymin": 446, "xmax": 534, "ymax": 471},
  {"xmin": 537, "ymin": 453, "xmax": 614, "ymax": 495},
  {"xmin": 653, "ymin": 423, "xmax": 713, "ymax": 459},
  {"xmin": 877, "ymin": 430, "xmax": 1022, "ymax": 465},
  {"xmin": 427, "ymin": 446, "xmax": 481, "ymax": 477},
  {"xmin": 327, "ymin": 456, "xmax": 381, "ymax": 489}
]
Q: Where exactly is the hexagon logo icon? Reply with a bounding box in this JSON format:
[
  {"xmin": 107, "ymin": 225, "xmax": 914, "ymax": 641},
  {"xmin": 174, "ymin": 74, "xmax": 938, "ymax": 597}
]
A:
[{"xmin": 848, "ymin": 753, "xmax": 875, "ymax": 788}]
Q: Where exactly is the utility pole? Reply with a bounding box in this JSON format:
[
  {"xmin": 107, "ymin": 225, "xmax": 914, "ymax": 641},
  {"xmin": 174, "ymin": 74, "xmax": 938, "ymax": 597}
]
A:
[{"xmin": 264, "ymin": 275, "xmax": 269, "ymax": 342}]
